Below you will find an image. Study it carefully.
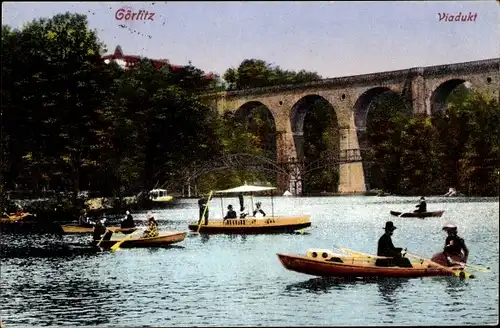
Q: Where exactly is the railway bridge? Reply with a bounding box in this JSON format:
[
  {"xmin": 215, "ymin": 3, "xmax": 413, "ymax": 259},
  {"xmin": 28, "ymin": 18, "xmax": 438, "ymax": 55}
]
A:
[{"xmin": 202, "ymin": 58, "xmax": 500, "ymax": 194}]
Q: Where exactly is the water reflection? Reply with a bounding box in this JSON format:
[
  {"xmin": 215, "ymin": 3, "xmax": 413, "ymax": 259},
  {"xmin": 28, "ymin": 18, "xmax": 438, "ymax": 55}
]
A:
[
  {"xmin": 3, "ymin": 261, "xmax": 113, "ymax": 327},
  {"xmin": 443, "ymin": 277, "xmax": 470, "ymax": 302},
  {"xmin": 285, "ymin": 277, "xmax": 358, "ymax": 294},
  {"xmin": 201, "ymin": 234, "xmax": 210, "ymax": 243}
]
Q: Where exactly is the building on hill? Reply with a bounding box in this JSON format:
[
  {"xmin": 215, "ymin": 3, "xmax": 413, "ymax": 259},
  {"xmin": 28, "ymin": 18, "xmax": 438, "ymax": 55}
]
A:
[{"xmin": 102, "ymin": 45, "xmax": 216, "ymax": 80}]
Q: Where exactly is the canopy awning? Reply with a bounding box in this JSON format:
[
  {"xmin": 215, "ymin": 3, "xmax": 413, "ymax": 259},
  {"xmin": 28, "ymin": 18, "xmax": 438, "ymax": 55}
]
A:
[
  {"xmin": 150, "ymin": 189, "xmax": 167, "ymax": 193},
  {"xmin": 215, "ymin": 184, "xmax": 276, "ymax": 194}
]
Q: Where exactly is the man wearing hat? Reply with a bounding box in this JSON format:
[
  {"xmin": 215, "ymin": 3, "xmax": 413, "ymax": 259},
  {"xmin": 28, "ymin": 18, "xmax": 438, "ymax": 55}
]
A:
[
  {"xmin": 120, "ymin": 210, "xmax": 135, "ymax": 229},
  {"xmin": 414, "ymin": 196, "xmax": 427, "ymax": 213},
  {"xmin": 431, "ymin": 222, "xmax": 468, "ymax": 267},
  {"xmin": 223, "ymin": 205, "xmax": 237, "ymax": 221},
  {"xmin": 375, "ymin": 221, "xmax": 412, "ymax": 267}
]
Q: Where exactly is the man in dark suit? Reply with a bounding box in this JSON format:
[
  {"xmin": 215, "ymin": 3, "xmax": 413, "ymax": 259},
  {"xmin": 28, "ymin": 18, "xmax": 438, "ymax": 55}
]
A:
[{"xmin": 376, "ymin": 221, "xmax": 412, "ymax": 267}]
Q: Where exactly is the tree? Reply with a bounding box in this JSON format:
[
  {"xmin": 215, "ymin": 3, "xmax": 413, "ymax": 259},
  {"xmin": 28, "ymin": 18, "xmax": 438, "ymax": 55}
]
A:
[{"xmin": 223, "ymin": 59, "xmax": 322, "ymax": 90}]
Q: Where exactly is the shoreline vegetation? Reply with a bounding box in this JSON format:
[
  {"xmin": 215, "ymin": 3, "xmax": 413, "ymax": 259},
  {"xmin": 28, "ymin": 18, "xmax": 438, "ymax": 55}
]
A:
[{"xmin": 1, "ymin": 13, "xmax": 499, "ymax": 221}]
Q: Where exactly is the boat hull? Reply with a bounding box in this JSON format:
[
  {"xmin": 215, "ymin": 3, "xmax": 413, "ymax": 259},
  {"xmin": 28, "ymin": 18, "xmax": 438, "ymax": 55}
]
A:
[
  {"xmin": 92, "ymin": 231, "xmax": 186, "ymax": 249},
  {"xmin": 390, "ymin": 210, "xmax": 445, "ymax": 218},
  {"xmin": 277, "ymin": 253, "xmax": 458, "ymax": 278},
  {"xmin": 188, "ymin": 216, "xmax": 311, "ymax": 234},
  {"xmin": 61, "ymin": 225, "xmax": 137, "ymax": 234}
]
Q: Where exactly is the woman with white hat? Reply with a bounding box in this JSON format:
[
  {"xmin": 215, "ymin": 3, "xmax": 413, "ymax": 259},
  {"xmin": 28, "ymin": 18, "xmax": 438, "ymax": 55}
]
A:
[
  {"xmin": 430, "ymin": 222, "xmax": 469, "ymax": 267},
  {"xmin": 143, "ymin": 212, "xmax": 159, "ymax": 238}
]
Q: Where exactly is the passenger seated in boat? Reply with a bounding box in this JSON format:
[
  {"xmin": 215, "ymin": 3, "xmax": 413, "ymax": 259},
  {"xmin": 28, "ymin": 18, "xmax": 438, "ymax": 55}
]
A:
[
  {"xmin": 143, "ymin": 212, "xmax": 159, "ymax": 238},
  {"xmin": 252, "ymin": 202, "xmax": 266, "ymax": 217},
  {"xmin": 198, "ymin": 196, "xmax": 209, "ymax": 225},
  {"xmin": 414, "ymin": 196, "xmax": 427, "ymax": 213},
  {"xmin": 240, "ymin": 207, "xmax": 248, "ymax": 219},
  {"xmin": 223, "ymin": 205, "xmax": 237, "ymax": 221},
  {"xmin": 430, "ymin": 222, "xmax": 468, "ymax": 268},
  {"xmin": 121, "ymin": 210, "xmax": 135, "ymax": 229},
  {"xmin": 92, "ymin": 219, "xmax": 112, "ymax": 241},
  {"xmin": 376, "ymin": 221, "xmax": 412, "ymax": 268},
  {"xmin": 78, "ymin": 209, "xmax": 94, "ymax": 228}
]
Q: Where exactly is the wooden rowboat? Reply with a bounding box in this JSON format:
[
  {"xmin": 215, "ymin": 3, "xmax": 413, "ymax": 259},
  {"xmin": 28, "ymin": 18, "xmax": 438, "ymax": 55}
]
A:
[
  {"xmin": 188, "ymin": 216, "xmax": 311, "ymax": 234},
  {"xmin": 61, "ymin": 225, "xmax": 137, "ymax": 234},
  {"xmin": 390, "ymin": 210, "xmax": 445, "ymax": 218},
  {"xmin": 92, "ymin": 231, "xmax": 186, "ymax": 249},
  {"xmin": 0, "ymin": 212, "xmax": 34, "ymax": 223},
  {"xmin": 277, "ymin": 249, "xmax": 467, "ymax": 279}
]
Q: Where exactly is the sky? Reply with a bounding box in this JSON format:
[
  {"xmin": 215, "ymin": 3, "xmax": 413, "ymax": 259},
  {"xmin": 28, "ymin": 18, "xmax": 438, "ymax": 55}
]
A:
[{"xmin": 2, "ymin": 1, "xmax": 499, "ymax": 78}]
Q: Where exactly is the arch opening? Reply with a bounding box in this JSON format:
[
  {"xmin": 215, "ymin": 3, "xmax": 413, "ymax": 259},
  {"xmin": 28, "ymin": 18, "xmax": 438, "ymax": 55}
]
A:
[
  {"xmin": 229, "ymin": 101, "xmax": 278, "ymax": 184},
  {"xmin": 431, "ymin": 79, "xmax": 473, "ymax": 114},
  {"xmin": 290, "ymin": 95, "xmax": 340, "ymax": 195},
  {"xmin": 354, "ymin": 88, "xmax": 412, "ymax": 193}
]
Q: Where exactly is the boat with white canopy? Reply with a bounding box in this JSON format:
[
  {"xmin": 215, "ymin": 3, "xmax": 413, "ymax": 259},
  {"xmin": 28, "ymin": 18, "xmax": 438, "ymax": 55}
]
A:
[{"xmin": 187, "ymin": 184, "xmax": 311, "ymax": 234}]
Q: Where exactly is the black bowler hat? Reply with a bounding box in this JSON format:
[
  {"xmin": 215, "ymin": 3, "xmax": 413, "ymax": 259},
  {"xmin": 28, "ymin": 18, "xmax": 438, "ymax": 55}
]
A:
[{"xmin": 383, "ymin": 221, "xmax": 397, "ymax": 231}]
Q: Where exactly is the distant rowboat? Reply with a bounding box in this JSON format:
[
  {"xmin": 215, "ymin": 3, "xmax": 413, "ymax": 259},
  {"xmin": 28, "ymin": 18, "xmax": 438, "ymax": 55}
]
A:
[
  {"xmin": 61, "ymin": 225, "xmax": 137, "ymax": 234},
  {"xmin": 390, "ymin": 210, "xmax": 445, "ymax": 218}
]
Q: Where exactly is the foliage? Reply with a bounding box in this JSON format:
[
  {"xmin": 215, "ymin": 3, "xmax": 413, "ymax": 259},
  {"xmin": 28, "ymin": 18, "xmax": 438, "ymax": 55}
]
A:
[{"xmin": 223, "ymin": 59, "xmax": 322, "ymax": 90}]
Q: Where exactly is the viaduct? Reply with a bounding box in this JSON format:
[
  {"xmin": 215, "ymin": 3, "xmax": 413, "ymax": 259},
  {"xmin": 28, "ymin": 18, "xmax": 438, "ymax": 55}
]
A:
[{"xmin": 201, "ymin": 58, "xmax": 500, "ymax": 194}]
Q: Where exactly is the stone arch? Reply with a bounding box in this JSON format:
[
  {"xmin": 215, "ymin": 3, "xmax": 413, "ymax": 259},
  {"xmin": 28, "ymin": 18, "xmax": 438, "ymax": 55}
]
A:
[
  {"xmin": 430, "ymin": 78, "xmax": 472, "ymax": 114},
  {"xmin": 290, "ymin": 95, "xmax": 339, "ymax": 159},
  {"xmin": 233, "ymin": 100, "xmax": 277, "ymax": 160},
  {"xmin": 353, "ymin": 87, "xmax": 409, "ymax": 191},
  {"xmin": 290, "ymin": 94, "xmax": 340, "ymax": 194},
  {"xmin": 354, "ymin": 87, "xmax": 395, "ymax": 130}
]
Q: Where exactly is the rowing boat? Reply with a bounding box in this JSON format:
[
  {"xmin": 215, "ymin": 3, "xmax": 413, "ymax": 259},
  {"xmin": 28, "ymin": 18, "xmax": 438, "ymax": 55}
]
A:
[
  {"xmin": 61, "ymin": 225, "xmax": 137, "ymax": 234},
  {"xmin": 92, "ymin": 231, "xmax": 186, "ymax": 249},
  {"xmin": 390, "ymin": 210, "xmax": 445, "ymax": 218},
  {"xmin": 188, "ymin": 184, "xmax": 311, "ymax": 234},
  {"xmin": 0, "ymin": 212, "xmax": 34, "ymax": 223},
  {"xmin": 277, "ymin": 248, "xmax": 467, "ymax": 279}
]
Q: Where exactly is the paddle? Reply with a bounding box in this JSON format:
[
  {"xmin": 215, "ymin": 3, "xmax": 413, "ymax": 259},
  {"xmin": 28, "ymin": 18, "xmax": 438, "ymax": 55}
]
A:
[
  {"xmin": 405, "ymin": 252, "xmax": 474, "ymax": 279},
  {"xmin": 194, "ymin": 191, "xmax": 213, "ymax": 235},
  {"xmin": 333, "ymin": 246, "xmax": 393, "ymax": 261},
  {"xmin": 110, "ymin": 227, "xmax": 146, "ymax": 252},
  {"xmin": 96, "ymin": 228, "xmax": 111, "ymax": 248}
]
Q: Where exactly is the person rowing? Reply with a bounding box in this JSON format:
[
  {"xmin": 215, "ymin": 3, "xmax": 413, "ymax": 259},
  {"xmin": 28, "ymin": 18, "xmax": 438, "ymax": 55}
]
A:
[
  {"xmin": 414, "ymin": 196, "xmax": 427, "ymax": 213},
  {"xmin": 120, "ymin": 210, "xmax": 135, "ymax": 229},
  {"xmin": 430, "ymin": 222, "xmax": 469, "ymax": 268},
  {"xmin": 375, "ymin": 221, "xmax": 412, "ymax": 268},
  {"xmin": 78, "ymin": 209, "xmax": 94, "ymax": 228},
  {"xmin": 92, "ymin": 218, "xmax": 112, "ymax": 241}
]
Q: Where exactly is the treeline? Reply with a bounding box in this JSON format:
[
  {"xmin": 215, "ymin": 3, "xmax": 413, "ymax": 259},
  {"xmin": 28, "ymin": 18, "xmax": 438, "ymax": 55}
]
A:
[
  {"xmin": 1, "ymin": 12, "xmax": 323, "ymax": 208},
  {"xmin": 364, "ymin": 88, "xmax": 500, "ymax": 196}
]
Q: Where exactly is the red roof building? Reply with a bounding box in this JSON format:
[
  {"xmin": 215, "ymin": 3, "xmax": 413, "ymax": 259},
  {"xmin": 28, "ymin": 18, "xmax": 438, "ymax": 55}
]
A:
[{"xmin": 102, "ymin": 45, "xmax": 216, "ymax": 79}]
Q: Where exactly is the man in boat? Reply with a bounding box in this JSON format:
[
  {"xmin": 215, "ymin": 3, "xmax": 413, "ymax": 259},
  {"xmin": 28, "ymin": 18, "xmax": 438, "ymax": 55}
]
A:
[
  {"xmin": 414, "ymin": 196, "xmax": 427, "ymax": 213},
  {"xmin": 376, "ymin": 221, "xmax": 412, "ymax": 268},
  {"xmin": 143, "ymin": 212, "xmax": 159, "ymax": 238},
  {"xmin": 223, "ymin": 205, "xmax": 237, "ymax": 221},
  {"xmin": 198, "ymin": 196, "xmax": 209, "ymax": 225},
  {"xmin": 430, "ymin": 222, "xmax": 468, "ymax": 268},
  {"xmin": 120, "ymin": 210, "xmax": 135, "ymax": 229},
  {"xmin": 252, "ymin": 202, "xmax": 266, "ymax": 217},
  {"xmin": 78, "ymin": 209, "xmax": 94, "ymax": 228},
  {"xmin": 239, "ymin": 206, "xmax": 249, "ymax": 219},
  {"xmin": 92, "ymin": 218, "xmax": 112, "ymax": 241}
]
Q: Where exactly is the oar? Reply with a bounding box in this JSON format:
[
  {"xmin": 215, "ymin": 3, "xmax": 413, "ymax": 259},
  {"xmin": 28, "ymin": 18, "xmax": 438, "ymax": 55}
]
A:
[
  {"xmin": 333, "ymin": 246, "xmax": 393, "ymax": 260},
  {"xmin": 405, "ymin": 252, "xmax": 474, "ymax": 279},
  {"xmin": 464, "ymin": 263, "xmax": 490, "ymax": 272},
  {"xmin": 194, "ymin": 191, "xmax": 213, "ymax": 235},
  {"xmin": 96, "ymin": 228, "xmax": 111, "ymax": 249},
  {"xmin": 110, "ymin": 227, "xmax": 145, "ymax": 252}
]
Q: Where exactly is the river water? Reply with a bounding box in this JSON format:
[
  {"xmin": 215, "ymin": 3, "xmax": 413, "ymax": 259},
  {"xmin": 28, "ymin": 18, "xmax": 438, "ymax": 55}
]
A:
[{"xmin": 1, "ymin": 196, "xmax": 498, "ymax": 327}]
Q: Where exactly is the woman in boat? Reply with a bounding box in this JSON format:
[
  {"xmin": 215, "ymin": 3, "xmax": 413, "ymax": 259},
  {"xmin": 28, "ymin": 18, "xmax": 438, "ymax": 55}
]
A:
[
  {"xmin": 431, "ymin": 222, "xmax": 468, "ymax": 267},
  {"xmin": 198, "ymin": 196, "xmax": 209, "ymax": 225},
  {"xmin": 120, "ymin": 210, "xmax": 135, "ymax": 229},
  {"xmin": 223, "ymin": 205, "xmax": 237, "ymax": 221},
  {"xmin": 143, "ymin": 212, "xmax": 159, "ymax": 238},
  {"xmin": 252, "ymin": 202, "xmax": 266, "ymax": 217},
  {"xmin": 414, "ymin": 196, "xmax": 427, "ymax": 213},
  {"xmin": 376, "ymin": 221, "xmax": 412, "ymax": 268}
]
